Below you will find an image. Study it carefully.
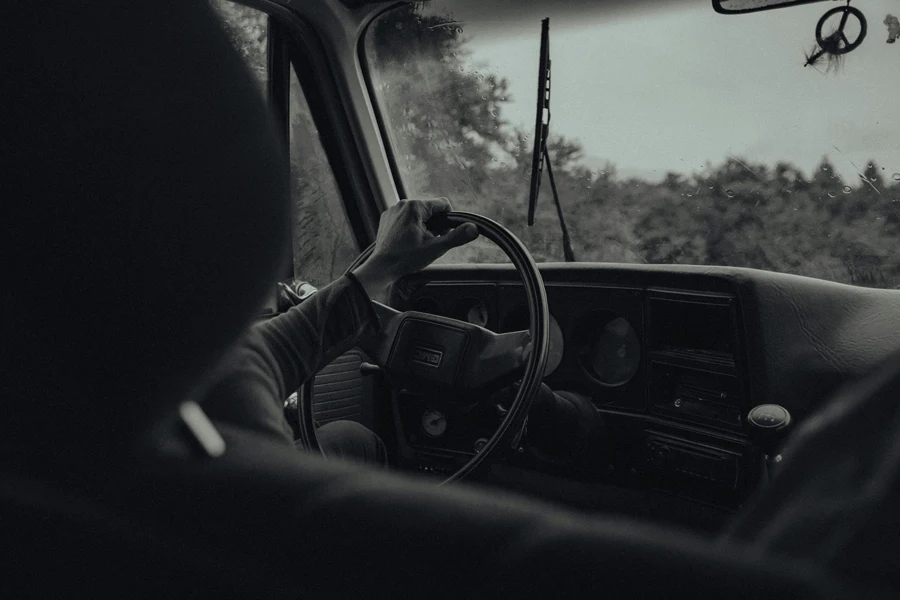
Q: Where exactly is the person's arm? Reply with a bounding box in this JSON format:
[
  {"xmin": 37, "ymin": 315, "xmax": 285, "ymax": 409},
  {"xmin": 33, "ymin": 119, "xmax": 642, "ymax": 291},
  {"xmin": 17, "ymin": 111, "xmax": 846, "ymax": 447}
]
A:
[
  {"xmin": 200, "ymin": 198, "xmax": 479, "ymax": 443},
  {"xmin": 200, "ymin": 274, "xmax": 381, "ymax": 442}
]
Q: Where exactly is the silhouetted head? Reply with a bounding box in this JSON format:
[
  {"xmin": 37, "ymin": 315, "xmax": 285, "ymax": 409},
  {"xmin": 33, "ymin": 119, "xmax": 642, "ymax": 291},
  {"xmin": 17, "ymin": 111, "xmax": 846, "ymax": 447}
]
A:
[{"xmin": 2, "ymin": 3, "xmax": 289, "ymax": 473}]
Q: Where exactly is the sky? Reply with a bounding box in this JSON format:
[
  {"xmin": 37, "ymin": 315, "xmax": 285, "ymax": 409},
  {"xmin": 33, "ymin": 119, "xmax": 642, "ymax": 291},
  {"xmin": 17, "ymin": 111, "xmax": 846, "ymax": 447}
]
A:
[{"xmin": 423, "ymin": 0, "xmax": 900, "ymax": 184}]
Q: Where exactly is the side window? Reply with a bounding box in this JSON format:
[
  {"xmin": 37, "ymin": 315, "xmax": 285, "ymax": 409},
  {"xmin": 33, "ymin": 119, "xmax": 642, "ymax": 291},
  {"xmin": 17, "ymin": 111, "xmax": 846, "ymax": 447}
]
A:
[
  {"xmin": 288, "ymin": 66, "xmax": 359, "ymax": 286},
  {"xmin": 209, "ymin": 0, "xmax": 268, "ymax": 98},
  {"xmin": 212, "ymin": 1, "xmax": 358, "ymax": 287}
]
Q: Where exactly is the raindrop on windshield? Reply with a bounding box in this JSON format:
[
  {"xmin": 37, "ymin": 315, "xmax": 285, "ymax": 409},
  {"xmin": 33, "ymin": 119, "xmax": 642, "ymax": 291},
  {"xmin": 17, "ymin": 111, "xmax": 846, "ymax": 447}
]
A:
[
  {"xmin": 456, "ymin": 27, "xmax": 463, "ymax": 34},
  {"xmin": 893, "ymin": 173, "xmax": 900, "ymax": 181},
  {"xmin": 725, "ymin": 189, "xmax": 735, "ymax": 198},
  {"xmin": 842, "ymin": 186, "xmax": 852, "ymax": 194},
  {"xmin": 828, "ymin": 192, "xmax": 836, "ymax": 198}
]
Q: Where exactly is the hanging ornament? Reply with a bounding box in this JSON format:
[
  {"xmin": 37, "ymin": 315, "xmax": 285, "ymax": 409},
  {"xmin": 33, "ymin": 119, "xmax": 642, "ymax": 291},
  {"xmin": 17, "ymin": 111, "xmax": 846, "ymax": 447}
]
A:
[
  {"xmin": 885, "ymin": 14, "xmax": 900, "ymax": 44},
  {"xmin": 803, "ymin": 1, "xmax": 868, "ymax": 72}
]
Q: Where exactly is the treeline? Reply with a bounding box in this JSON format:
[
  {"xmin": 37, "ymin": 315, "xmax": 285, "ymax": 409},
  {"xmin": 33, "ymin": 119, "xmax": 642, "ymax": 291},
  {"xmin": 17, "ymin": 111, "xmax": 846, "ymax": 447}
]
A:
[
  {"xmin": 214, "ymin": 1, "xmax": 900, "ymax": 289},
  {"xmin": 369, "ymin": 6, "xmax": 900, "ymax": 288}
]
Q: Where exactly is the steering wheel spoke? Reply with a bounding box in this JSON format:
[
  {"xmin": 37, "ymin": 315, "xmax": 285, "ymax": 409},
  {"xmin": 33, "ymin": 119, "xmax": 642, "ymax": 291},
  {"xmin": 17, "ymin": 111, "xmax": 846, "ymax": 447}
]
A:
[{"xmin": 462, "ymin": 329, "xmax": 531, "ymax": 391}]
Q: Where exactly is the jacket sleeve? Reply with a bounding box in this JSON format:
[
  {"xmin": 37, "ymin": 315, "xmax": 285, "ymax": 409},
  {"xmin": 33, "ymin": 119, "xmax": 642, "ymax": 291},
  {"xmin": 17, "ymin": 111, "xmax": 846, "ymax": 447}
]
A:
[{"xmin": 199, "ymin": 274, "xmax": 379, "ymax": 443}]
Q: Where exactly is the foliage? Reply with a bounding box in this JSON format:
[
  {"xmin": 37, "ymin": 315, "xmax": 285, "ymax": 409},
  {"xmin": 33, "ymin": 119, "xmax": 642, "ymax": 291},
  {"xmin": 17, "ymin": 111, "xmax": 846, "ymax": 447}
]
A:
[
  {"xmin": 368, "ymin": 5, "xmax": 900, "ymax": 288},
  {"xmin": 212, "ymin": 1, "xmax": 358, "ymax": 287},
  {"xmin": 209, "ymin": 0, "xmax": 267, "ymax": 94},
  {"xmin": 214, "ymin": 1, "xmax": 900, "ymax": 289}
]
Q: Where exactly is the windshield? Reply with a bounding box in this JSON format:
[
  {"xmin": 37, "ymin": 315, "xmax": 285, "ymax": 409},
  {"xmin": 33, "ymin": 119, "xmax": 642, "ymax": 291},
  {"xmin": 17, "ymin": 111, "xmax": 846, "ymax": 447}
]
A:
[{"xmin": 364, "ymin": 0, "xmax": 900, "ymax": 288}]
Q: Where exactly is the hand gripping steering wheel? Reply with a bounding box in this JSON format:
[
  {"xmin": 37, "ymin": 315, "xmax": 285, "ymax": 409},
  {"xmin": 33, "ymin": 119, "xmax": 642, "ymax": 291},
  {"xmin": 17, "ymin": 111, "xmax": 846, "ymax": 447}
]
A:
[{"xmin": 297, "ymin": 212, "xmax": 550, "ymax": 485}]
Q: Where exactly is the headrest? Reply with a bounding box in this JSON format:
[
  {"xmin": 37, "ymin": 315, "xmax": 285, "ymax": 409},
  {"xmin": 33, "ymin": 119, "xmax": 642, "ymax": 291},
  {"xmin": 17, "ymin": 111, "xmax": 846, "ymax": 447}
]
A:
[{"xmin": 2, "ymin": 3, "xmax": 289, "ymax": 465}]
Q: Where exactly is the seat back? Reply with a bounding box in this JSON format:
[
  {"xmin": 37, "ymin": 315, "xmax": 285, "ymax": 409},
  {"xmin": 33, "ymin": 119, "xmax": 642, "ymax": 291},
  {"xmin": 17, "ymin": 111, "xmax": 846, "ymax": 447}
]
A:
[
  {"xmin": 725, "ymin": 347, "xmax": 900, "ymax": 595},
  {"xmin": 0, "ymin": 475, "xmax": 287, "ymax": 599}
]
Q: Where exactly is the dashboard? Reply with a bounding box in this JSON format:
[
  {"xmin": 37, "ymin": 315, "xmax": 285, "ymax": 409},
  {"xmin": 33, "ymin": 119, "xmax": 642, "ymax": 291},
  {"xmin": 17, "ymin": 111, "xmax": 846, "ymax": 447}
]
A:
[{"xmin": 385, "ymin": 262, "xmax": 900, "ymax": 512}]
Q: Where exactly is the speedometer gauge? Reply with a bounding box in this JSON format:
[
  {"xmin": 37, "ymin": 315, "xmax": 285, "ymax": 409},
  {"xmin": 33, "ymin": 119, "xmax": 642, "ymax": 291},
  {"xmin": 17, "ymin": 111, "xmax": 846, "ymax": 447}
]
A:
[
  {"xmin": 422, "ymin": 409, "xmax": 447, "ymax": 437},
  {"xmin": 573, "ymin": 311, "xmax": 641, "ymax": 387},
  {"xmin": 588, "ymin": 317, "xmax": 641, "ymax": 386}
]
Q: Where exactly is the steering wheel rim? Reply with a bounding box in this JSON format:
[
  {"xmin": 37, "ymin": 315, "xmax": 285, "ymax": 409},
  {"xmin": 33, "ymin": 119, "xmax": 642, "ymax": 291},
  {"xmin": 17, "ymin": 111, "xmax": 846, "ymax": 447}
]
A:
[{"xmin": 297, "ymin": 211, "xmax": 550, "ymax": 485}]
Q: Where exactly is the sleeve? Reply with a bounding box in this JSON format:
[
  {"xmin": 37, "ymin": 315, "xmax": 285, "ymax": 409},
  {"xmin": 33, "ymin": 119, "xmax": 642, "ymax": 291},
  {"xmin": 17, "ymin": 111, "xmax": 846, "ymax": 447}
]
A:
[{"xmin": 200, "ymin": 274, "xmax": 380, "ymax": 444}]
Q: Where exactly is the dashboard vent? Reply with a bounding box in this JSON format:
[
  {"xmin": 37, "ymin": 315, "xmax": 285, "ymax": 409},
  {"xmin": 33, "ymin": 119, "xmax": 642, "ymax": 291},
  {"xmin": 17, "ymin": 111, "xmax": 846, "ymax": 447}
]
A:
[{"xmin": 648, "ymin": 293, "xmax": 738, "ymax": 367}]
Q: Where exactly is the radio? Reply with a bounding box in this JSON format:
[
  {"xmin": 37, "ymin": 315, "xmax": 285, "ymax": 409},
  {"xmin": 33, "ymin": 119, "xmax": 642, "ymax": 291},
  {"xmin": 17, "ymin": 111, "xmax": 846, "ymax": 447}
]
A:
[
  {"xmin": 644, "ymin": 433, "xmax": 739, "ymax": 490},
  {"xmin": 650, "ymin": 363, "xmax": 743, "ymax": 430}
]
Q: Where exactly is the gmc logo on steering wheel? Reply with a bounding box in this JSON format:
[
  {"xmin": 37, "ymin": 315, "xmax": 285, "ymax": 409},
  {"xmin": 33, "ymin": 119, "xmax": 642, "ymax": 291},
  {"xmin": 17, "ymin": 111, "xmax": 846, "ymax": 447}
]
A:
[{"xmin": 411, "ymin": 346, "xmax": 443, "ymax": 368}]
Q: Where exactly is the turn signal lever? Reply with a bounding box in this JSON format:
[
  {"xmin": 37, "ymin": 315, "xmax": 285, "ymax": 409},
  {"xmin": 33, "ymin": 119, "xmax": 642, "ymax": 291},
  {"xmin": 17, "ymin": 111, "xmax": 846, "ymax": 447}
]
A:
[{"xmin": 746, "ymin": 404, "xmax": 792, "ymax": 483}]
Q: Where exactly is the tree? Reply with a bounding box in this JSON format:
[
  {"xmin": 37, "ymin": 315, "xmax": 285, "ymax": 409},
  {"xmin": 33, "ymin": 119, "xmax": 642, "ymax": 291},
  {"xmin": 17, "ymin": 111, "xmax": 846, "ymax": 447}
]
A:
[
  {"xmin": 220, "ymin": 0, "xmax": 900, "ymax": 289},
  {"xmin": 209, "ymin": 0, "xmax": 267, "ymax": 96},
  {"xmin": 368, "ymin": 5, "xmax": 514, "ymax": 208}
]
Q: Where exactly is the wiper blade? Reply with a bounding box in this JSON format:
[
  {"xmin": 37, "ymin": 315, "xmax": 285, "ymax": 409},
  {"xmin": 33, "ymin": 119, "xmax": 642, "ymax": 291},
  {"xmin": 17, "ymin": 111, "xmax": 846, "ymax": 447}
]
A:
[
  {"xmin": 527, "ymin": 18, "xmax": 551, "ymax": 227},
  {"xmin": 526, "ymin": 18, "xmax": 576, "ymax": 262}
]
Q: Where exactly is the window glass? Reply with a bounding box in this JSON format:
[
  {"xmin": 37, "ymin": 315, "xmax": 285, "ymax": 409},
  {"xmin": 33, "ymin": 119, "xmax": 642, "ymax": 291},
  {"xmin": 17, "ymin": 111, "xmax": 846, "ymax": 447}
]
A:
[
  {"xmin": 212, "ymin": 1, "xmax": 357, "ymax": 287},
  {"xmin": 209, "ymin": 0, "xmax": 268, "ymax": 98},
  {"xmin": 365, "ymin": 1, "xmax": 900, "ymax": 287},
  {"xmin": 289, "ymin": 66, "xmax": 359, "ymax": 286}
]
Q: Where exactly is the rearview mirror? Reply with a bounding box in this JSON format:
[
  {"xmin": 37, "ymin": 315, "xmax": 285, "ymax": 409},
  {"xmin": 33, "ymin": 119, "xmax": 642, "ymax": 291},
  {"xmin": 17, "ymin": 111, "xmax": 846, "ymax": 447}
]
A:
[{"xmin": 713, "ymin": 0, "xmax": 830, "ymax": 15}]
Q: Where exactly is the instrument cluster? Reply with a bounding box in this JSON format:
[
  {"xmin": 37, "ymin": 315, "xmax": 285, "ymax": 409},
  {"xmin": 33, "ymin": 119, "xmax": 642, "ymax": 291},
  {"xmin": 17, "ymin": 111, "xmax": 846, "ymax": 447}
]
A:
[{"xmin": 404, "ymin": 282, "xmax": 648, "ymax": 411}]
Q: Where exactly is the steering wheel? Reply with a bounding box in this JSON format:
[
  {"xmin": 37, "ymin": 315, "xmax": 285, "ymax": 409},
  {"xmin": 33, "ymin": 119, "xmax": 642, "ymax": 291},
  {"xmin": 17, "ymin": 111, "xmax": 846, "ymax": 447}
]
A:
[{"xmin": 297, "ymin": 211, "xmax": 550, "ymax": 485}]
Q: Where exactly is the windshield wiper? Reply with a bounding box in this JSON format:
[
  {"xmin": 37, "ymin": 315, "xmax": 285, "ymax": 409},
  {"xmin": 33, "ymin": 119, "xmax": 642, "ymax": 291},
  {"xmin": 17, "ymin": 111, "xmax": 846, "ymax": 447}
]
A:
[{"xmin": 527, "ymin": 18, "xmax": 576, "ymax": 263}]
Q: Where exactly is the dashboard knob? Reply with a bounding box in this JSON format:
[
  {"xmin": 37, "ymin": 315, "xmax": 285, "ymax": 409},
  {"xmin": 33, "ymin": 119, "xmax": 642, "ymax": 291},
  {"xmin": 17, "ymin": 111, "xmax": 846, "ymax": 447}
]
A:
[{"xmin": 746, "ymin": 404, "xmax": 792, "ymax": 457}]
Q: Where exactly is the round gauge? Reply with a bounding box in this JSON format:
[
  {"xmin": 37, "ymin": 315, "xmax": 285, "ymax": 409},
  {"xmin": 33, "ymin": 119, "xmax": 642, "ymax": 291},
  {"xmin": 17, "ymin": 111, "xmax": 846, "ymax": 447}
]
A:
[
  {"xmin": 586, "ymin": 316, "xmax": 641, "ymax": 386},
  {"xmin": 572, "ymin": 311, "xmax": 641, "ymax": 387},
  {"xmin": 421, "ymin": 408, "xmax": 447, "ymax": 437},
  {"xmin": 544, "ymin": 314, "xmax": 564, "ymax": 377},
  {"xmin": 465, "ymin": 301, "xmax": 490, "ymax": 328}
]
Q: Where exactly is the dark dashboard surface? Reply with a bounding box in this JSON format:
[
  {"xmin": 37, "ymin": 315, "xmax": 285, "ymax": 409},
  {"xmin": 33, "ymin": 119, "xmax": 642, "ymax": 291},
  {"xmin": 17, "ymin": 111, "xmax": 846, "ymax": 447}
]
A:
[{"xmin": 386, "ymin": 262, "xmax": 900, "ymax": 510}]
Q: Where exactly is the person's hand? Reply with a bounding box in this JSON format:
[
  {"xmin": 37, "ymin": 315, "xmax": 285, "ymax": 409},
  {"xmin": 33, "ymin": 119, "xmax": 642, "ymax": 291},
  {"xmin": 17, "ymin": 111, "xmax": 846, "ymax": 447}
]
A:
[{"xmin": 352, "ymin": 198, "xmax": 479, "ymax": 297}]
